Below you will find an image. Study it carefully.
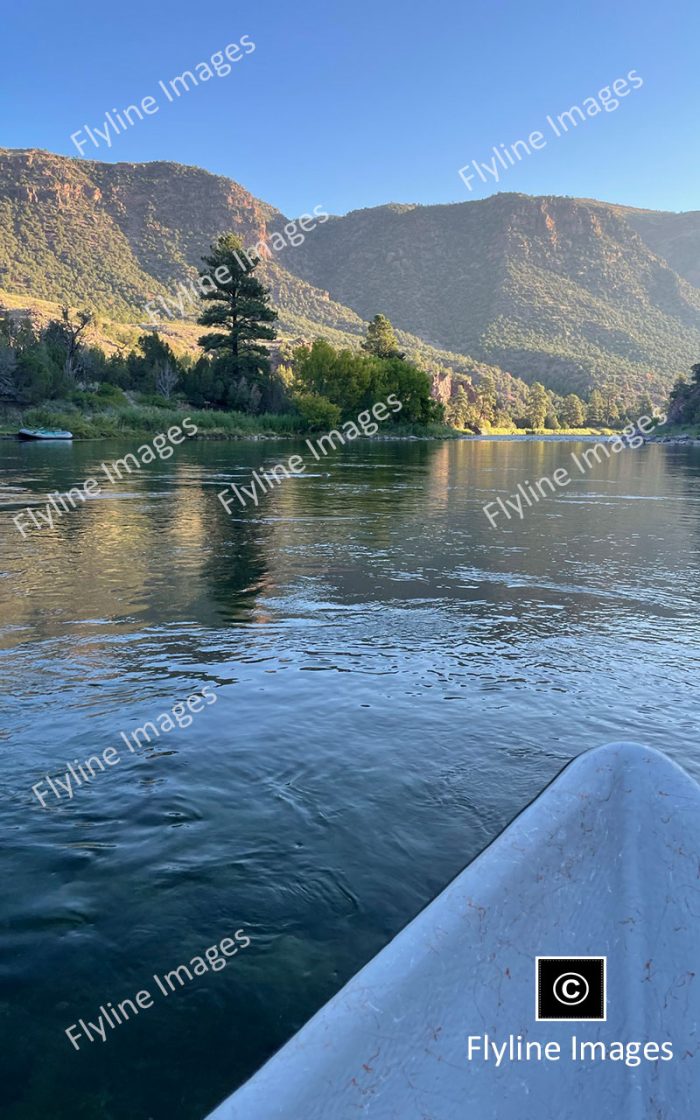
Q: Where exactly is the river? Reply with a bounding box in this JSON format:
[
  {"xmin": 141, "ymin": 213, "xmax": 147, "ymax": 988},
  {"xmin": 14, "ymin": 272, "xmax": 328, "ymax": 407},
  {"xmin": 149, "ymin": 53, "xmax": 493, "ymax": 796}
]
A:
[{"xmin": 1, "ymin": 435, "xmax": 698, "ymax": 1118}]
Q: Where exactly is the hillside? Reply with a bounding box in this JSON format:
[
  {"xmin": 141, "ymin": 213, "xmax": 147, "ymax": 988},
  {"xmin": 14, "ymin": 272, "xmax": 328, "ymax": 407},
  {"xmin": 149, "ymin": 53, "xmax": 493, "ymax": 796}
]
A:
[
  {"xmin": 0, "ymin": 283, "xmax": 524, "ymax": 408},
  {"xmin": 288, "ymin": 194, "xmax": 700, "ymax": 398},
  {"xmin": 607, "ymin": 203, "xmax": 700, "ymax": 290},
  {"xmin": 0, "ymin": 149, "xmax": 529, "ymax": 409},
  {"xmin": 0, "ymin": 148, "xmax": 698, "ymax": 401}
]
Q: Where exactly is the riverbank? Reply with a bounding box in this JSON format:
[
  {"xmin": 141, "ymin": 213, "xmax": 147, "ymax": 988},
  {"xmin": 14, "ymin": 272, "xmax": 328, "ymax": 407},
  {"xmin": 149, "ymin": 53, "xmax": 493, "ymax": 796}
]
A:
[
  {"xmin": 644, "ymin": 424, "xmax": 700, "ymax": 445},
  {"xmin": 0, "ymin": 403, "xmax": 623, "ymax": 442},
  {"xmin": 0, "ymin": 403, "xmax": 453, "ymax": 441}
]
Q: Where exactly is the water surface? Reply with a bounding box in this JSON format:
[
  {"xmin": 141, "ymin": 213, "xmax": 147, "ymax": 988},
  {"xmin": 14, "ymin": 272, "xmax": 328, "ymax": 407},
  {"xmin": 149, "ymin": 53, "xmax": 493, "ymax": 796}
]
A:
[{"xmin": 1, "ymin": 436, "xmax": 698, "ymax": 1118}]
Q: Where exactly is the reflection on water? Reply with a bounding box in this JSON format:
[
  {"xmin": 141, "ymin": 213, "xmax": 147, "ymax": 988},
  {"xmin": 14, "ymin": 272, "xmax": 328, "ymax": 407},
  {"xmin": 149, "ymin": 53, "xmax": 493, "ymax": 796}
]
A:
[{"xmin": 1, "ymin": 436, "xmax": 699, "ymax": 1118}]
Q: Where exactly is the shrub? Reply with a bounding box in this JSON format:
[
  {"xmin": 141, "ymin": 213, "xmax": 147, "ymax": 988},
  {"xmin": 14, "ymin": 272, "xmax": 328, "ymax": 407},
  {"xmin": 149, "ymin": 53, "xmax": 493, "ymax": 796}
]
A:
[{"xmin": 293, "ymin": 392, "xmax": 342, "ymax": 431}]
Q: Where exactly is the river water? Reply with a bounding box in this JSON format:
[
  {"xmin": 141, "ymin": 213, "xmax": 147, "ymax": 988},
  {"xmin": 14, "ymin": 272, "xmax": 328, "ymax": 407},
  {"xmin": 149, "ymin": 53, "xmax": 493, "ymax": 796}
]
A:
[{"xmin": 0, "ymin": 435, "xmax": 698, "ymax": 1118}]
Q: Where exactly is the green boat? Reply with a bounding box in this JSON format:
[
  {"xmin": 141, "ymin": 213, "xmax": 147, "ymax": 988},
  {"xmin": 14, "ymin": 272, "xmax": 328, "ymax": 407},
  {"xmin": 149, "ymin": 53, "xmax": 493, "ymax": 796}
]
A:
[{"xmin": 18, "ymin": 428, "xmax": 73, "ymax": 441}]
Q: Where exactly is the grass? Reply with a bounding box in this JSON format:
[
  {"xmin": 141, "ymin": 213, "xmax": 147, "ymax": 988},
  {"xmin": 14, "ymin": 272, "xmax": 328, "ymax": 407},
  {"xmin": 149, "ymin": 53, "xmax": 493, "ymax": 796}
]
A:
[
  {"xmin": 458, "ymin": 425, "xmax": 619, "ymax": 437},
  {"xmin": 0, "ymin": 397, "xmax": 633, "ymax": 443},
  {"xmin": 0, "ymin": 401, "xmax": 455, "ymax": 441},
  {"xmin": 0, "ymin": 402, "xmax": 302, "ymax": 439}
]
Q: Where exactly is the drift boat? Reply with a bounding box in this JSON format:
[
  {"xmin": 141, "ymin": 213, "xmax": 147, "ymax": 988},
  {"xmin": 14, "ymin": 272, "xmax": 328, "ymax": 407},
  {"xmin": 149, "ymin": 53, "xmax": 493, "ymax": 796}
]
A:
[
  {"xmin": 205, "ymin": 743, "xmax": 699, "ymax": 1119},
  {"xmin": 18, "ymin": 427, "xmax": 73, "ymax": 440}
]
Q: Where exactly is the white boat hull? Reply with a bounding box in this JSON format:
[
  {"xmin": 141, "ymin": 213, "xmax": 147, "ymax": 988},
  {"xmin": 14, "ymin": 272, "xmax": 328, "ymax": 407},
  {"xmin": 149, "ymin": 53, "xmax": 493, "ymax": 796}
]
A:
[{"xmin": 206, "ymin": 743, "xmax": 700, "ymax": 1118}]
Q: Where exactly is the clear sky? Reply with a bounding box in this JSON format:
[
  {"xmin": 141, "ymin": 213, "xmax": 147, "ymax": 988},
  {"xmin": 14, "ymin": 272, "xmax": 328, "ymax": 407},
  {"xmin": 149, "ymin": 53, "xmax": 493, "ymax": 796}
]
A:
[{"xmin": 2, "ymin": 0, "xmax": 697, "ymax": 218}]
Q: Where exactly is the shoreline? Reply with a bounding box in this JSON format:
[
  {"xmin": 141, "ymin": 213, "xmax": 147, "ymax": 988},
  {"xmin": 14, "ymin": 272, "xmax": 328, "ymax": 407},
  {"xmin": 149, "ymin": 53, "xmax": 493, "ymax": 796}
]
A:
[
  {"xmin": 0, "ymin": 420, "xmax": 627, "ymax": 445},
  {"xmin": 1, "ymin": 430, "xmax": 630, "ymax": 445},
  {"xmin": 644, "ymin": 430, "xmax": 700, "ymax": 446}
]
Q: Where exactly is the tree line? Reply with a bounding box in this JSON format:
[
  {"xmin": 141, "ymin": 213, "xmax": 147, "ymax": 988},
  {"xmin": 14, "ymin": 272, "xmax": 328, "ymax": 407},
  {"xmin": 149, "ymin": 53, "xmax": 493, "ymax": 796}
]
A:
[
  {"xmin": 0, "ymin": 231, "xmax": 665, "ymax": 432},
  {"xmin": 444, "ymin": 377, "xmax": 657, "ymax": 432},
  {"xmin": 0, "ymin": 234, "xmax": 440, "ymax": 430}
]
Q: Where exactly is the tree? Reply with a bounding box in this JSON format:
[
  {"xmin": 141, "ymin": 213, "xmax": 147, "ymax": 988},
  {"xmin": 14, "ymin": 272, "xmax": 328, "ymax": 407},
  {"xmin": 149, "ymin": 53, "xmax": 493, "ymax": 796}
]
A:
[
  {"xmin": 376, "ymin": 356, "xmax": 443, "ymax": 424},
  {"xmin": 361, "ymin": 314, "xmax": 404, "ymax": 359},
  {"xmin": 665, "ymin": 362, "xmax": 700, "ymax": 425},
  {"xmin": 445, "ymin": 386, "xmax": 471, "ymax": 429},
  {"xmin": 477, "ymin": 372, "xmax": 498, "ymax": 426},
  {"xmin": 112, "ymin": 332, "xmax": 183, "ymax": 395},
  {"xmin": 587, "ymin": 389, "xmax": 605, "ymax": 426},
  {"xmin": 636, "ymin": 393, "xmax": 655, "ymax": 418},
  {"xmin": 16, "ymin": 340, "xmax": 58, "ymax": 403},
  {"xmin": 0, "ymin": 308, "xmax": 36, "ymax": 350},
  {"xmin": 292, "ymin": 339, "xmax": 440, "ymax": 425},
  {"xmin": 43, "ymin": 307, "xmax": 92, "ymax": 383},
  {"xmin": 562, "ymin": 393, "xmax": 586, "ymax": 427},
  {"xmin": 197, "ymin": 233, "xmax": 278, "ymax": 399},
  {"xmin": 293, "ymin": 339, "xmax": 373, "ymax": 414},
  {"xmin": 525, "ymin": 382, "xmax": 548, "ymax": 429},
  {"xmin": 155, "ymin": 361, "xmax": 178, "ymax": 399},
  {"xmin": 0, "ymin": 346, "xmax": 18, "ymax": 400}
]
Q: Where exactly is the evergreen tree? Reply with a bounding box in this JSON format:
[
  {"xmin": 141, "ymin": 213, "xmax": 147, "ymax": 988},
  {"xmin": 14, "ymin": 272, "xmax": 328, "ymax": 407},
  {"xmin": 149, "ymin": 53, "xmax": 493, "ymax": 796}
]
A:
[
  {"xmin": 665, "ymin": 363, "xmax": 700, "ymax": 425},
  {"xmin": 477, "ymin": 372, "xmax": 498, "ymax": 426},
  {"xmin": 636, "ymin": 393, "xmax": 655, "ymax": 418},
  {"xmin": 445, "ymin": 386, "xmax": 470, "ymax": 429},
  {"xmin": 525, "ymin": 382, "xmax": 548, "ymax": 428},
  {"xmin": 197, "ymin": 234, "xmax": 277, "ymax": 397},
  {"xmin": 562, "ymin": 393, "xmax": 586, "ymax": 427},
  {"xmin": 361, "ymin": 314, "xmax": 403, "ymax": 359},
  {"xmin": 587, "ymin": 388, "xmax": 605, "ymax": 426}
]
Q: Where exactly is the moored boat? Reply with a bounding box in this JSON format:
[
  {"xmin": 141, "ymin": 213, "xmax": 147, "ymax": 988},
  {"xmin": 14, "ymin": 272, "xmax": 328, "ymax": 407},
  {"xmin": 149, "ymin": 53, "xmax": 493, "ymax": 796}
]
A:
[{"xmin": 18, "ymin": 428, "xmax": 73, "ymax": 441}]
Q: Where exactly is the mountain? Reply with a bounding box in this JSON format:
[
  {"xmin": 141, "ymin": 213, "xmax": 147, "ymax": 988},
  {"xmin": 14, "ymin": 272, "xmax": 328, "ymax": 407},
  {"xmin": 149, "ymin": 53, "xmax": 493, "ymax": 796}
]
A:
[
  {"xmin": 1, "ymin": 148, "xmax": 698, "ymax": 400},
  {"xmin": 614, "ymin": 204, "xmax": 700, "ymax": 290},
  {"xmin": 0, "ymin": 148, "xmax": 527, "ymax": 407},
  {"xmin": 288, "ymin": 194, "xmax": 700, "ymax": 398}
]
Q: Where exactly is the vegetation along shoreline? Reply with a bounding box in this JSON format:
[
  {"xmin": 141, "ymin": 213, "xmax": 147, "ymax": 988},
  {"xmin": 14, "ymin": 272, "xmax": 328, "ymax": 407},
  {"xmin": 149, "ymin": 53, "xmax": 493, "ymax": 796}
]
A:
[{"xmin": 0, "ymin": 226, "xmax": 680, "ymax": 448}]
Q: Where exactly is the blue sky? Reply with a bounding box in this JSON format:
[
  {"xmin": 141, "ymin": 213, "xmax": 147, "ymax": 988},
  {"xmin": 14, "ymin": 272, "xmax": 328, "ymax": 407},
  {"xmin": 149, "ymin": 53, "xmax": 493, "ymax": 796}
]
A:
[{"xmin": 2, "ymin": 0, "xmax": 697, "ymax": 217}]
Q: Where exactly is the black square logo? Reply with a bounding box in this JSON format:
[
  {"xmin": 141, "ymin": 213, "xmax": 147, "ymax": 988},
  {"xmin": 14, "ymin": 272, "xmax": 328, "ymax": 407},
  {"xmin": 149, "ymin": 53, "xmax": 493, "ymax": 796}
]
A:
[{"xmin": 536, "ymin": 956, "xmax": 606, "ymax": 1021}]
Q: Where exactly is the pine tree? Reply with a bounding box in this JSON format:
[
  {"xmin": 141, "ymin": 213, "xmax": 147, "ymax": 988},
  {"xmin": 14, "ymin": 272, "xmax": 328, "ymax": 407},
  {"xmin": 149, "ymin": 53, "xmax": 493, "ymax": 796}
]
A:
[
  {"xmin": 197, "ymin": 234, "xmax": 277, "ymax": 393},
  {"xmin": 446, "ymin": 386, "xmax": 470, "ymax": 428},
  {"xmin": 361, "ymin": 314, "xmax": 403, "ymax": 359},
  {"xmin": 525, "ymin": 382, "xmax": 549, "ymax": 428},
  {"xmin": 587, "ymin": 389, "xmax": 605, "ymax": 426},
  {"xmin": 477, "ymin": 372, "xmax": 498, "ymax": 425},
  {"xmin": 562, "ymin": 393, "xmax": 586, "ymax": 427}
]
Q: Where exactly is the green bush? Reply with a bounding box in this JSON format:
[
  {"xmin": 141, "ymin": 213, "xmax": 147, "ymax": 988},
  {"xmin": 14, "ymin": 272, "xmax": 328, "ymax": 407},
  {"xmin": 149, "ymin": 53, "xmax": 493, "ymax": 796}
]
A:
[
  {"xmin": 293, "ymin": 393, "xmax": 342, "ymax": 431},
  {"xmin": 97, "ymin": 383, "xmax": 128, "ymax": 404},
  {"xmin": 292, "ymin": 339, "xmax": 441, "ymax": 425}
]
